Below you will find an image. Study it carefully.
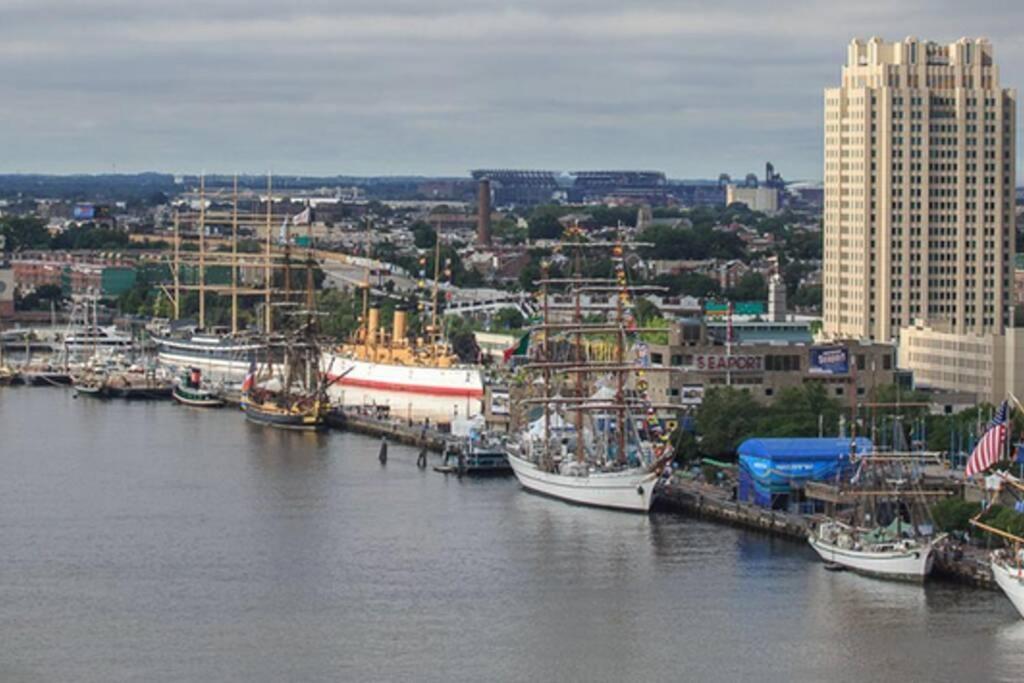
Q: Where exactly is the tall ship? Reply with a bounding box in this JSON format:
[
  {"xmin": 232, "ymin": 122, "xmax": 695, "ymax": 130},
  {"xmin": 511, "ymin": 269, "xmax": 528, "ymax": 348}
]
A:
[
  {"xmin": 242, "ymin": 324, "xmax": 330, "ymax": 431},
  {"xmin": 504, "ymin": 236, "xmax": 675, "ymax": 512},
  {"xmin": 154, "ymin": 330, "xmax": 272, "ymax": 381}
]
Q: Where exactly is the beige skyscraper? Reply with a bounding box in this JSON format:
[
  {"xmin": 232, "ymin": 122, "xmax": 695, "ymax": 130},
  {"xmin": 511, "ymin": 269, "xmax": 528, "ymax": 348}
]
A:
[{"xmin": 823, "ymin": 37, "xmax": 1016, "ymax": 342}]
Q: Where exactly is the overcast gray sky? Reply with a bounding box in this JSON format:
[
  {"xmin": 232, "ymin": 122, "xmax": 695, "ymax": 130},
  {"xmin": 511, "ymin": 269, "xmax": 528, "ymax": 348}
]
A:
[{"xmin": 2, "ymin": 0, "xmax": 1023, "ymax": 179}]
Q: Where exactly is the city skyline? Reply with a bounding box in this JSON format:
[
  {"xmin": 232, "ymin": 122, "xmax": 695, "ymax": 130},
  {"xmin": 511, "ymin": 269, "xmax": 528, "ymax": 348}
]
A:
[{"xmin": 3, "ymin": 2, "xmax": 1024, "ymax": 178}]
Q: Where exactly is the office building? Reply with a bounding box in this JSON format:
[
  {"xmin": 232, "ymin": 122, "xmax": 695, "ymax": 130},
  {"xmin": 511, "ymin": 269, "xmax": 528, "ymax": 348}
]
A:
[{"xmin": 822, "ymin": 37, "xmax": 1016, "ymax": 342}]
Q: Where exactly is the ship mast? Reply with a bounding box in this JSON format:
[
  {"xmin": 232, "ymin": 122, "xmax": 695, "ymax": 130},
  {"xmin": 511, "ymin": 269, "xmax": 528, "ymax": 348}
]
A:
[
  {"xmin": 264, "ymin": 174, "xmax": 273, "ymax": 333},
  {"xmin": 172, "ymin": 210, "xmax": 181, "ymax": 319},
  {"xmin": 573, "ymin": 242, "xmax": 585, "ymax": 464},
  {"xmin": 615, "ymin": 238, "xmax": 626, "ymax": 464},
  {"xmin": 541, "ymin": 260, "xmax": 551, "ymax": 468},
  {"xmin": 231, "ymin": 175, "xmax": 239, "ymax": 335},
  {"xmin": 430, "ymin": 235, "xmax": 441, "ymax": 361},
  {"xmin": 305, "ymin": 203, "xmax": 315, "ymax": 312},
  {"xmin": 198, "ymin": 174, "xmax": 206, "ymax": 329}
]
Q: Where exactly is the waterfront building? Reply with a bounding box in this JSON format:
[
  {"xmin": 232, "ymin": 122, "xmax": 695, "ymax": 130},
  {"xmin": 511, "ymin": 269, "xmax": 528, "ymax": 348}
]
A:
[
  {"xmin": 640, "ymin": 320, "xmax": 898, "ymax": 410},
  {"xmin": 823, "ymin": 37, "xmax": 1016, "ymax": 342},
  {"xmin": 898, "ymin": 321, "xmax": 1024, "ymax": 404}
]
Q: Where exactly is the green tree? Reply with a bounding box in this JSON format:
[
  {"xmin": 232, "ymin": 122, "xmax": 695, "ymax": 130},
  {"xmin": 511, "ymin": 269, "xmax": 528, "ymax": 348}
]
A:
[
  {"xmin": 654, "ymin": 272, "xmax": 721, "ymax": 298},
  {"xmin": 634, "ymin": 297, "xmax": 661, "ymax": 324},
  {"xmin": 493, "ymin": 307, "xmax": 525, "ymax": 330},
  {"xmin": 759, "ymin": 383, "xmax": 841, "ymax": 437},
  {"xmin": 790, "ymin": 285, "xmax": 822, "ymax": 311},
  {"xmin": 0, "ymin": 216, "xmax": 50, "ymax": 251},
  {"xmin": 695, "ymin": 387, "xmax": 761, "ymax": 457},
  {"xmin": 725, "ymin": 272, "xmax": 767, "ymax": 302},
  {"xmin": 411, "ymin": 221, "xmax": 437, "ymax": 249},
  {"xmin": 528, "ymin": 214, "xmax": 563, "ymax": 240}
]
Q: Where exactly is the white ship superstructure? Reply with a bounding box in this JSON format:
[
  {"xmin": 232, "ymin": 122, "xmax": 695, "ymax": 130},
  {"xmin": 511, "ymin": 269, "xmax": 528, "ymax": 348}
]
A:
[{"xmin": 321, "ymin": 352, "xmax": 483, "ymax": 421}]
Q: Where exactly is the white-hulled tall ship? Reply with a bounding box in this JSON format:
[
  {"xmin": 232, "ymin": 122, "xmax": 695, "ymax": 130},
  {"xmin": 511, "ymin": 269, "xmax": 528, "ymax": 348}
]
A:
[
  {"xmin": 154, "ymin": 331, "xmax": 271, "ymax": 381},
  {"xmin": 504, "ymin": 234, "xmax": 675, "ymax": 513}
]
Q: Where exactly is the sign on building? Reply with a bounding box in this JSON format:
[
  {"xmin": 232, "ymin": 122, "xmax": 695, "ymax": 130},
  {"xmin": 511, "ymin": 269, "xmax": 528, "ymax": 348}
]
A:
[
  {"xmin": 693, "ymin": 354, "xmax": 764, "ymax": 372},
  {"xmin": 489, "ymin": 390, "xmax": 510, "ymax": 416},
  {"xmin": 680, "ymin": 385, "xmax": 704, "ymax": 405},
  {"xmin": 809, "ymin": 346, "xmax": 850, "ymax": 375}
]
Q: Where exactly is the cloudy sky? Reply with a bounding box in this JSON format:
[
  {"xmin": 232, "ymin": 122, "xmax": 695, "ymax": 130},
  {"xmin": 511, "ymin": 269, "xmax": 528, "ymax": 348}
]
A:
[{"xmin": 2, "ymin": 0, "xmax": 1022, "ymax": 179}]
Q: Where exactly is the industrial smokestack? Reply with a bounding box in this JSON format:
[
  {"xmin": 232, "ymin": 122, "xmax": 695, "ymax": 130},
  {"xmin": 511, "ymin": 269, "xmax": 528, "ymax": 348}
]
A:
[{"xmin": 477, "ymin": 177, "xmax": 492, "ymax": 247}]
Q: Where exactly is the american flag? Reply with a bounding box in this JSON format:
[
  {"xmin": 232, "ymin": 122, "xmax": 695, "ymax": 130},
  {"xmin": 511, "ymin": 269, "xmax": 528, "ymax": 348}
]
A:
[{"xmin": 965, "ymin": 400, "xmax": 1010, "ymax": 478}]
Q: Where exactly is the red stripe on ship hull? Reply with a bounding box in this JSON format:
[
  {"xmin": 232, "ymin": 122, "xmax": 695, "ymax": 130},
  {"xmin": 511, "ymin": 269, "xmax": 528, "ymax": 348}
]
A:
[{"xmin": 327, "ymin": 375, "xmax": 484, "ymax": 398}]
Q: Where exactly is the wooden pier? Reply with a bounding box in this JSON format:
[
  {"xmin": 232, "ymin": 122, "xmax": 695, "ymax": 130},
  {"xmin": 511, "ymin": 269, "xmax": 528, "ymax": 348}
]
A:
[
  {"xmin": 326, "ymin": 410, "xmax": 452, "ymax": 453},
  {"xmin": 657, "ymin": 479, "xmax": 809, "ymax": 540}
]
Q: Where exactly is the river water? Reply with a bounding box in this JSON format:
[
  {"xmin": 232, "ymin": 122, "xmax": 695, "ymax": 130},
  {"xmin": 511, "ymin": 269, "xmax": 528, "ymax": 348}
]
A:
[{"xmin": 1, "ymin": 386, "xmax": 1023, "ymax": 682}]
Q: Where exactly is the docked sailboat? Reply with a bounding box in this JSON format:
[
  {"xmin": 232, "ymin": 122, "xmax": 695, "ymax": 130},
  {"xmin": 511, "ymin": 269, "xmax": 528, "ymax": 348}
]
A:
[
  {"xmin": 806, "ymin": 450, "xmax": 948, "ymax": 581},
  {"xmin": 808, "ymin": 518, "xmax": 939, "ymax": 581},
  {"xmin": 505, "ymin": 236, "xmax": 674, "ymax": 512}
]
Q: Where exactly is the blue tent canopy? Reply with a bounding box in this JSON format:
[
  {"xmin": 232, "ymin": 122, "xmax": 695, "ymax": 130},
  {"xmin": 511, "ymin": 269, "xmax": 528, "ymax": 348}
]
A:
[
  {"xmin": 738, "ymin": 437, "xmax": 873, "ymax": 461},
  {"xmin": 737, "ymin": 437, "xmax": 873, "ymax": 507}
]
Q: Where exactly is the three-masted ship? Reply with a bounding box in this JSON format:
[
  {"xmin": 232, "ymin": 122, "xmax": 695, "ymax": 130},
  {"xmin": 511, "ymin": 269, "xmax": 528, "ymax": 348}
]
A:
[
  {"xmin": 242, "ymin": 324, "xmax": 328, "ymax": 431},
  {"xmin": 504, "ymin": 235, "xmax": 674, "ymax": 512}
]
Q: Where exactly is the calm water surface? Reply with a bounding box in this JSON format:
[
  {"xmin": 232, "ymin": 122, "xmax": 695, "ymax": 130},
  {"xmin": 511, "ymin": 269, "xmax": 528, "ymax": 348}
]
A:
[{"xmin": 1, "ymin": 387, "xmax": 1023, "ymax": 682}]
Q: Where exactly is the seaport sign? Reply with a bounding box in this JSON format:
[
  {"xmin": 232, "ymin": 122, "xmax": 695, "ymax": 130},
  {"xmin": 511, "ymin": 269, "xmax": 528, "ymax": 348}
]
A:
[{"xmin": 692, "ymin": 354, "xmax": 764, "ymax": 373}]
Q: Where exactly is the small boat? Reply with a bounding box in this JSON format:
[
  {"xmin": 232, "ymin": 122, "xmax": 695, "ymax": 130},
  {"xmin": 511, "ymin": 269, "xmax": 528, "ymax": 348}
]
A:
[
  {"xmin": 440, "ymin": 438, "xmax": 511, "ymax": 475},
  {"xmin": 172, "ymin": 368, "xmax": 225, "ymax": 408},
  {"xmin": 808, "ymin": 519, "xmax": 939, "ymax": 582},
  {"xmin": 72, "ymin": 366, "xmax": 110, "ymax": 397}
]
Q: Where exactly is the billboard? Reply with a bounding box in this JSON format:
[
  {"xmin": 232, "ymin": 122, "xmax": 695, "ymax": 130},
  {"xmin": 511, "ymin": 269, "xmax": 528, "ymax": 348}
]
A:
[
  {"xmin": 704, "ymin": 301, "xmax": 765, "ymax": 317},
  {"xmin": 680, "ymin": 384, "xmax": 704, "ymax": 406},
  {"xmin": 489, "ymin": 390, "xmax": 510, "ymax": 416},
  {"xmin": 809, "ymin": 346, "xmax": 850, "ymax": 375},
  {"xmin": 693, "ymin": 354, "xmax": 764, "ymax": 372},
  {"xmin": 73, "ymin": 204, "xmax": 95, "ymax": 220}
]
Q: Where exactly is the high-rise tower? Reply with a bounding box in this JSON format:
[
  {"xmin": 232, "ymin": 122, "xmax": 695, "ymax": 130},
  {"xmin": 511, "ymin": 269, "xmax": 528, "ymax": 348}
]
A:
[{"xmin": 823, "ymin": 37, "xmax": 1016, "ymax": 341}]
